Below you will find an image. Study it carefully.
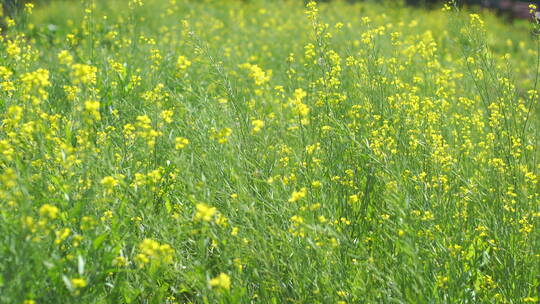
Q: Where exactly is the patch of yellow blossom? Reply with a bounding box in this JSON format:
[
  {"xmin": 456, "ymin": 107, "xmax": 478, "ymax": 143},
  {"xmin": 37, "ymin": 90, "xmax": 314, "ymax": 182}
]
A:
[
  {"xmin": 70, "ymin": 64, "xmax": 97, "ymax": 85},
  {"xmin": 239, "ymin": 63, "xmax": 271, "ymax": 86},
  {"xmin": 209, "ymin": 272, "xmax": 231, "ymax": 290},
  {"xmin": 135, "ymin": 115, "xmax": 161, "ymax": 148},
  {"xmin": 251, "ymin": 119, "xmax": 264, "ymax": 134},
  {"xmin": 290, "ymin": 88, "xmax": 310, "ymax": 125},
  {"xmin": 39, "ymin": 204, "xmax": 59, "ymax": 220},
  {"xmin": 175, "ymin": 137, "xmax": 189, "ymax": 150},
  {"xmin": 194, "ymin": 203, "xmax": 217, "ymax": 222},
  {"xmin": 71, "ymin": 278, "xmax": 87, "ymax": 288},
  {"xmin": 58, "ymin": 50, "xmax": 74, "ymax": 65},
  {"xmin": 177, "ymin": 55, "xmax": 191, "ymax": 72},
  {"xmin": 135, "ymin": 238, "xmax": 174, "ymax": 267},
  {"xmin": 84, "ymin": 100, "xmax": 101, "ymax": 121},
  {"xmin": 288, "ymin": 187, "xmax": 307, "ymax": 203},
  {"xmin": 210, "ymin": 127, "xmax": 232, "ymax": 144},
  {"xmin": 100, "ymin": 176, "xmax": 120, "ymax": 194}
]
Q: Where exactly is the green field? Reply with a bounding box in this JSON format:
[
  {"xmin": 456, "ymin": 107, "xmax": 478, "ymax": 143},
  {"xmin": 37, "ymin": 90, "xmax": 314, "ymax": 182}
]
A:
[{"xmin": 0, "ymin": 0, "xmax": 538, "ymax": 303}]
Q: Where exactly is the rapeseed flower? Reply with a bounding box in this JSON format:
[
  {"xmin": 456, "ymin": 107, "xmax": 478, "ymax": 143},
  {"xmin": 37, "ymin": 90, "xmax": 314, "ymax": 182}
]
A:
[
  {"xmin": 71, "ymin": 64, "xmax": 97, "ymax": 85},
  {"xmin": 39, "ymin": 204, "xmax": 59, "ymax": 219},
  {"xmin": 251, "ymin": 119, "xmax": 264, "ymax": 133},
  {"xmin": 209, "ymin": 273, "xmax": 231, "ymax": 290},
  {"xmin": 288, "ymin": 187, "xmax": 307, "ymax": 203},
  {"xmin": 194, "ymin": 203, "xmax": 217, "ymax": 222},
  {"xmin": 175, "ymin": 137, "xmax": 189, "ymax": 149}
]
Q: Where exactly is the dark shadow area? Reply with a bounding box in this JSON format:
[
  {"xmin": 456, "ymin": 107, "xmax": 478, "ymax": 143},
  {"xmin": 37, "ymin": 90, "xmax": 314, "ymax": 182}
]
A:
[{"xmin": 407, "ymin": 0, "xmax": 538, "ymax": 19}]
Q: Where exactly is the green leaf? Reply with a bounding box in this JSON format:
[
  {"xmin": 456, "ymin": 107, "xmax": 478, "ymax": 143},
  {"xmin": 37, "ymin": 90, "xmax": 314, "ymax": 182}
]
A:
[{"xmin": 93, "ymin": 233, "xmax": 108, "ymax": 250}]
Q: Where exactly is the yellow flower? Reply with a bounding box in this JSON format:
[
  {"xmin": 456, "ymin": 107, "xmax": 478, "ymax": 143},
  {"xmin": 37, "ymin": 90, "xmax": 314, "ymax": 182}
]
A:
[
  {"xmin": 294, "ymin": 102, "xmax": 309, "ymax": 117},
  {"xmin": 0, "ymin": 140, "xmax": 14, "ymax": 160},
  {"xmin": 290, "ymin": 89, "xmax": 309, "ymax": 124},
  {"xmin": 251, "ymin": 119, "xmax": 265, "ymax": 134},
  {"xmin": 160, "ymin": 110, "xmax": 174, "ymax": 123},
  {"xmin": 100, "ymin": 176, "xmax": 119, "ymax": 193},
  {"xmin": 135, "ymin": 253, "xmax": 149, "ymax": 265},
  {"xmin": 288, "ymin": 187, "xmax": 307, "ymax": 203},
  {"xmin": 135, "ymin": 115, "xmax": 161, "ymax": 148},
  {"xmin": 20, "ymin": 69, "xmax": 51, "ymax": 88},
  {"xmin": 58, "ymin": 50, "xmax": 73, "ymax": 65},
  {"xmin": 6, "ymin": 40, "xmax": 21, "ymax": 59},
  {"xmin": 290, "ymin": 215, "xmax": 304, "ymax": 224},
  {"xmin": 129, "ymin": 0, "xmax": 144, "ymax": 8},
  {"xmin": 136, "ymin": 115, "xmax": 152, "ymax": 127},
  {"xmin": 211, "ymin": 127, "xmax": 232, "ymax": 144},
  {"xmin": 135, "ymin": 238, "xmax": 175, "ymax": 267},
  {"xmin": 71, "ymin": 64, "xmax": 97, "ymax": 85},
  {"xmin": 113, "ymin": 256, "xmax": 128, "ymax": 267},
  {"xmin": 39, "ymin": 204, "xmax": 59, "ymax": 219},
  {"xmin": 209, "ymin": 272, "xmax": 231, "ymax": 290},
  {"xmin": 305, "ymin": 1, "xmax": 319, "ymax": 20},
  {"xmin": 24, "ymin": 3, "xmax": 34, "ymax": 14},
  {"xmin": 71, "ymin": 278, "xmax": 87, "ymax": 289},
  {"xmin": 469, "ymin": 14, "xmax": 484, "ymax": 29},
  {"xmin": 194, "ymin": 203, "xmax": 217, "ymax": 222},
  {"xmin": 177, "ymin": 55, "xmax": 191, "ymax": 72},
  {"xmin": 239, "ymin": 63, "xmax": 271, "ymax": 86},
  {"xmin": 84, "ymin": 100, "xmax": 101, "ymax": 121},
  {"xmin": 175, "ymin": 137, "xmax": 189, "ymax": 149},
  {"xmin": 55, "ymin": 228, "xmax": 71, "ymax": 245}
]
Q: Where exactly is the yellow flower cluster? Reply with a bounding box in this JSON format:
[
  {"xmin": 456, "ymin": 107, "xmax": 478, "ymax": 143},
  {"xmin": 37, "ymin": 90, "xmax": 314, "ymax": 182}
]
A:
[
  {"xmin": 209, "ymin": 272, "xmax": 231, "ymax": 290},
  {"xmin": 210, "ymin": 127, "xmax": 232, "ymax": 144},
  {"xmin": 70, "ymin": 64, "xmax": 97, "ymax": 85},
  {"xmin": 135, "ymin": 238, "xmax": 175, "ymax": 267},
  {"xmin": 194, "ymin": 203, "xmax": 217, "ymax": 222},
  {"xmin": 177, "ymin": 55, "xmax": 191, "ymax": 72},
  {"xmin": 239, "ymin": 63, "xmax": 271, "ymax": 86}
]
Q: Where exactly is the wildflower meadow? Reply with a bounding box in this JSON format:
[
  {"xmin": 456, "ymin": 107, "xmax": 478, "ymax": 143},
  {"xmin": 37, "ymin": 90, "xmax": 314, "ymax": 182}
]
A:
[{"xmin": 0, "ymin": 0, "xmax": 538, "ymax": 303}]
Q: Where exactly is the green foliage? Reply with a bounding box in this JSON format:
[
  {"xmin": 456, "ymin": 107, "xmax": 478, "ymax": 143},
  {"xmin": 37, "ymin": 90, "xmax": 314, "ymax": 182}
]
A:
[{"xmin": 0, "ymin": 0, "xmax": 538, "ymax": 303}]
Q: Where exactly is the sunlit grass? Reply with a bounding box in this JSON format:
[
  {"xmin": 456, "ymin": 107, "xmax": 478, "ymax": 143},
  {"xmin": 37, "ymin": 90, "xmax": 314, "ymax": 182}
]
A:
[{"xmin": 0, "ymin": 0, "xmax": 538, "ymax": 303}]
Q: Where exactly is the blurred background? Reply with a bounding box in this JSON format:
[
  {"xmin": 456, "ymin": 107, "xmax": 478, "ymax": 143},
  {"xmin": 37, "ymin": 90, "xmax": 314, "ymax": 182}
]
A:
[
  {"xmin": 406, "ymin": 0, "xmax": 537, "ymax": 19},
  {"xmin": 0, "ymin": 0, "xmax": 539, "ymax": 19}
]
